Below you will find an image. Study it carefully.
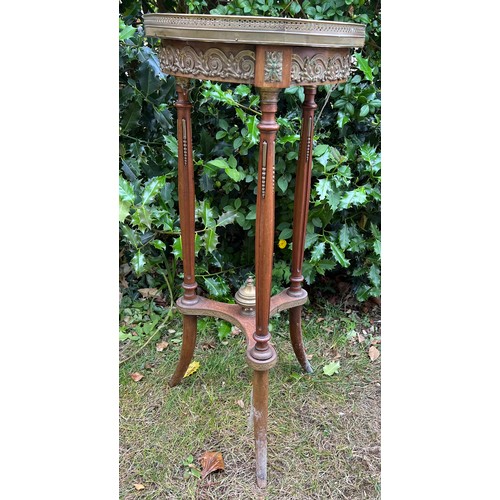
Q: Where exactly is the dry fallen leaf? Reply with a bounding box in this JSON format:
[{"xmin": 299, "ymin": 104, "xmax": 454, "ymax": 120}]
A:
[
  {"xmin": 167, "ymin": 328, "xmax": 176, "ymax": 334},
  {"xmin": 156, "ymin": 341, "xmax": 169, "ymax": 352},
  {"xmin": 357, "ymin": 332, "xmax": 365, "ymax": 343},
  {"xmin": 130, "ymin": 372, "xmax": 144, "ymax": 382},
  {"xmin": 231, "ymin": 326, "xmax": 241, "ymax": 336},
  {"xmin": 133, "ymin": 483, "xmax": 145, "ymax": 491},
  {"xmin": 236, "ymin": 399, "xmax": 245, "ymax": 409},
  {"xmin": 183, "ymin": 361, "xmax": 200, "ymax": 378},
  {"xmin": 199, "ymin": 451, "xmax": 225, "ymax": 479},
  {"xmin": 138, "ymin": 287, "xmax": 160, "ymax": 299},
  {"xmin": 368, "ymin": 345, "xmax": 380, "ymax": 361},
  {"xmin": 306, "ymin": 354, "xmax": 313, "ymax": 360}
]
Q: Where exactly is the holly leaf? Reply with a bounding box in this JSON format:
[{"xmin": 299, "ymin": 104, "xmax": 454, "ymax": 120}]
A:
[{"xmin": 323, "ymin": 361, "xmax": 340, "ymax": 376}]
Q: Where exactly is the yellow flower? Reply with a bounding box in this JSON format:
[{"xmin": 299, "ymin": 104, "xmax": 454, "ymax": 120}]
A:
[{"xmin": 278, "ymin": 239, "xmax": 287, "ymax": 249}]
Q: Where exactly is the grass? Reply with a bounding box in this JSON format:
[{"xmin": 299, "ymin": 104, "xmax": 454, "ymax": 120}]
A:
[{"xmin": 119, "ymin": 299, "xmax": 381, "ymax": 499}]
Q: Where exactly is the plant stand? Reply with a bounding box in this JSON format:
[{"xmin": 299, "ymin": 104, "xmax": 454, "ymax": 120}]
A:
[{"xmin": 144, "ymin": 13, "xmax": 365, "ymax": 488}]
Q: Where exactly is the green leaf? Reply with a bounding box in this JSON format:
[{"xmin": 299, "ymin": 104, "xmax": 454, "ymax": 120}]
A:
[
  {"xmin": 119, "ymin": 176, "xmax": 135, "ymax": 203},
  {"xmin": 340, "ymin": 189, "xmax": 367, "ymax": 209},
  {"xmin": 316, "ymin": 178, "xmax": 332, "ymax": 201},
  {"xmin": 137, "ymin": 64, "xmax": 162, "ymax": 96},
  {"xmin": 329, "ymin": 241, "xmax": 350, "ymax": 268},
  {"xmin": 225, "ymin": 167, "xmax": 243, "ymax": 182},
  {"xmin": 204, "ymin": 228, "xmax": 219, "ymax": 253},
  {"xmin": 327, "ymin": 189, "xmax": 341, "ymax": 212},
  {"xmin": 373, "ymin": 239, "xmax": 381, "ymax": 256},
  {"xmin": 119, "ymin": 200, "xmax": 131, "ymax": 223},
  {"xmin": 277, "ymin": 175, "xmax": 289, "ymax": 193},
  {"xmin": 359, "ymin": 104, "xmax": 370, "ymax": 118},
  {"xmin": 218, "ymin": 209, "xmax": 238, "ymax": 227},
  {"xmin": 142, "ymin": 176, "xmax": 165, "ymax": 205},
  {"xmin": 199, "ymin": 173, "xmax": 213, "ymax": 193},
  {"xmin": 246, "ymin": 115, "xmax": 259, "ymax": 145},
  {"xmin": 207, "ymin": 158, "xmax": 230, "ymax": 169},
  {"xmin": 279, "ymin": 227, "xmax": 293, "ymax": 240},
  {"xmin": 119, "ymin": 21, "xmax": 136, "ymax": 41},
  {"xmin": 121, "ymin": 101, "xmax": 141, "ymax": 133},
  {"xmin": 131, "ymin": 205, "xmax": 153, "ymax": 230},
  {"xmin": 368, "ymin": 264, "xmax": 381, "ymax": 288},
  {"xmin": 163, "ymin": 135, "xmax": 178, "ymax": 156},
  {"xmin": 203, "ymin": 276, "xmax": 230, "ymax": 298},
  {"xmin": 354, "ymin": 52, "xmax": 373, "ymax": 81},
  {"xmin": 314, "ymin": 144, "xmax": 329, "ymax": 157},
  {"xmin": 310, "ymin": 242, "xmax": 325, "ymax": 262},
  {"xmin": 218, "ymin": 321, "xmax": 232, "ymax": 341},
  {"xmin": 151, "ymin": 239, "xmax": 166, "ymax": 250},
  {"xmin": 198, "ymin": 199, "xmax": 216, "ymax": 227},
  {"xmin": 339, "ymin": 224, "xmax": 350, "ymax": 250},
  {"xmin": 131, "ymin": 250, "xmax": 146, "ymax": 275},
  {"xmin": 172, "ymin": 237, "xmax": 182, "ymax": 259},
  {"xmin": 323, "ymin": 361, "xmax": 340, "ymax": 376}
]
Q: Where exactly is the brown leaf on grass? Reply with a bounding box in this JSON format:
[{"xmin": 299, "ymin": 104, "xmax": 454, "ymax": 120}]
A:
[
  {"xmin": 202, "ymin": 341, "xmax": 215, "ymax": 350},
  {"xmin": 156, "ymin": 341, "xmax": 169, "ymax": 352},
  {"xmin": 138, "ymin": 287, "xmax": 160, "ymax": 299},
  {"xmin": 130, "ymin": 372, "xmax": 144, "ymax": 382},
  {"xmin": 357, "ymin": 332, "xmax": 365, "ymax": 343},
  {"xmin": 231, "ymin": 326, "xmax": 241, "ymax": 336},
  {"xmin": 368, "ymin": 346, "xmax": 380, "ymax": 361},
  {"xmin": 199, "ymin": 451, "xmax": 225, "ymax": 479},
  {"xmin": 306, "ymin": 354, "xmax": 313, "ymax": 360},
  {"xmin": 236, "ymin": 399, "xmax": 245, "ymax": 409},
  {"xmin": 153, "ymin": 296, "xmax": 167, "ymax": 307},
  {"xmin": 316, "ymin": 317, "xmax": 325, "ymax": 323},
  {"xmin": 133, "ymin": 483, "xmax": 145, "ymax": 491}
]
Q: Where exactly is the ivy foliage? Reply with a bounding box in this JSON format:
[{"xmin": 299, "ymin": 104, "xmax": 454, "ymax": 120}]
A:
[{"xmin": 119, "ymin": 0, "xmax": 381, "ymax": 302}]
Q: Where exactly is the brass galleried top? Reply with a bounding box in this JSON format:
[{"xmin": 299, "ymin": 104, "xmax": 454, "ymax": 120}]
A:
[{"xmin": 144, "ymin": 14, "xmax": 365, "ymax": 48}]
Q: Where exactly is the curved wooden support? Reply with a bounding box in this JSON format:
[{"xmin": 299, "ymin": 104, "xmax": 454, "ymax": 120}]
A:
[
  {"xmin": 176, "ymin": 288, "xmax": 307, "ymax": 348},
  {"xmin": 289, "ymin": 306, "xmax": 313, "ymax": 373},
  {"xmin": 168, "ymin": 315, "xmax": 197, "ymax": 387}
]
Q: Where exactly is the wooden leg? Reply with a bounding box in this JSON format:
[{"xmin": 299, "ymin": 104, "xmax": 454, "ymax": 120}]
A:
[
  {"xmin": 252, "ymin": 369, "xmax": 269, "ymax": 488},
  {"xmin": 247, "ymin": 88, "xmax": 281, "ymax": 488},
  {"xmin": 169, "ymin": 77, "xmax": 198, "ymax": 385},
  {"xmin": 289, "ymin": 306, "xmax": 313, "ymax": 373},
  {"xmin": 288, "ymin": 86, "xmax": 317, "ymax": 372},
  {"xmin": 247, "ymin": 87, "xmax": 280, "ymax": 369}
]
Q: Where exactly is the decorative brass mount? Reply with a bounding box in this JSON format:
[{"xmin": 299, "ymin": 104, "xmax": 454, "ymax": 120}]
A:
[{"xmin": 235, "ymin": 276, "xmax": 257, "ymax": 315}]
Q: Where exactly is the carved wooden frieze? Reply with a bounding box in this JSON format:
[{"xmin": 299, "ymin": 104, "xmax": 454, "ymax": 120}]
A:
[
  {"xmin": 159, "ymin": 42, "xmax": 255, "ymax": 83},
  {"xmin": 291, "ymin": 51, "xmax": 351, "ymax": 84}
]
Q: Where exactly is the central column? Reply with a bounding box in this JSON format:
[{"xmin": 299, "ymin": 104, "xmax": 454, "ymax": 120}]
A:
[{"xmin": 248, "ymin": 88, "xmax": 280, "ymax": 370}]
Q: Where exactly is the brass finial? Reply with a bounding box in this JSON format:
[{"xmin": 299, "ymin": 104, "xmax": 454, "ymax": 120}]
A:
[{"xmin": 235, "ymin": 276, "xmax": 256, "ymax": 315}]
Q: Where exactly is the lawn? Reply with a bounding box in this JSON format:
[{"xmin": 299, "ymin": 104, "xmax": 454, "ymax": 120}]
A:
[{"xmin": 119, "ymin": 298, "xmax": 381, "ymax": 499}]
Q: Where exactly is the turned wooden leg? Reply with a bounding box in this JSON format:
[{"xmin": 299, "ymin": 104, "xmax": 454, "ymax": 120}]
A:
[
  {"xmin": 288, "ymin": 86, "xmax": 317, "ymax": 373},
  {"xmin": 169, "ymin": 77, "xmax": 198, "ymax": 387},
  {"xmin": 247, "ymin": 87, "xmax": 280, "ymax": 488},
  {"xmin": 252, "ymin": 370, "xmax": 269, "ymax": 488}
]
